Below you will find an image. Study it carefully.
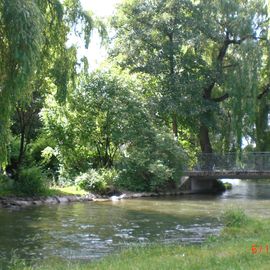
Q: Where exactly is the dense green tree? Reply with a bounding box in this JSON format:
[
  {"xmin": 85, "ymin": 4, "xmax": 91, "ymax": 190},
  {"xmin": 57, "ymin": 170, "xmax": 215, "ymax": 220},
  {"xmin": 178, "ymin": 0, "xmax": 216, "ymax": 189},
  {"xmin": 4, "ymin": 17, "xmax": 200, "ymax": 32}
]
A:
[
  {"xmin": 41, "ymin": 70, "xmax": 145, "ymax": 173},
  {"xmin": 111, "ymin": 0, "xmax": 268, "ymax": 153},
  {"xmin": 1, "ymin": 0, "xmax": 269, "ymax": 194},
  {"xmin": 254, "ymin": 7, "xmax": 270, "ymax": 152},
  {"xmin": 111, "ymin": 0, "xmax": 196, "ymax": 138},
  {"xmin": 41, "ymin": 70, "xmax": 185, "ymax": 190}
]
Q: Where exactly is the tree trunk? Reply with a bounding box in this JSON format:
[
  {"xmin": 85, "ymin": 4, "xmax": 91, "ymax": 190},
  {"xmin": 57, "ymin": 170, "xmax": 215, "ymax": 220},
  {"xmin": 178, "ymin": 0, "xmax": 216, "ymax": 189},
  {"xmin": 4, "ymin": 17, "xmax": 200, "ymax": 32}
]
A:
[
  {"xmin": 18, "ymin": 126, "xmax": 25, "ymax": 165},
  {"xmin": 172, "ymin": 114, "xmax": 178, "ymax": 138},
  {"xmin": 198, "ymin": 34, "xmax": 232, "ymax": 153},
  {"xmin": 199, "ymin": 124, "xmax": 213, "ymax": 153}
]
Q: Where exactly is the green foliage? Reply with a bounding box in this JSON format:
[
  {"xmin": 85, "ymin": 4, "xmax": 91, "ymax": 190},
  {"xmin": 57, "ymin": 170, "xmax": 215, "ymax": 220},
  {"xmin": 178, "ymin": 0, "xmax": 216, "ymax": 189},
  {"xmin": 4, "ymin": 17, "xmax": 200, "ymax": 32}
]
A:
[
  {"xmin": 0, "ymin": 173, "xmax": 9, "ymax": 183},
  {"xmin": 0, "ymin": 0, "xmax": 44, "ymax": 167},
  {"xmin": 223, "ymin": 209, "xmax": 249, "ymax": 228},
  {"xmin": 75, "ymin": 169, "xmax": 118, "ymax": 194},
  {"xmin": 8, "ymin": 137, "xmax": 20, "ymax": 163},
  {"xmin": 0, "ymin": 173, "xmax": 13, "ymax": 192},
  {"xmin": 111, "ymin": 0, "xmax": 201, "ymax": 134},
  {"xmin": 75, "ymin": 170, "xmax": 106, "ymax": 193},
  {"xmin": 29, "ymin": 134, "xmax": 59, "ymax": 181},
  {"xmin": 112, "ymin": 0, "xmax": 269, "ymax": 152},
  {"xmin": 100, "ymin": 169, "xmax": 118, "ymax": 188},
  {"xmin": 148, "ymin": 161, "xmax": 173, "ymax": 190},
  {"xmin": 41, "ymin": 70, "xmax": 139, "ymax": 172},
  {"xmin": 0, "ymin": 0, "xmax": 97, "ymax": 169},
  {"xmin": 223, "ymin": 182, "xmax": 232, "ymax": 190},
  {"xmin": 117, "ymin": 129, "xmax": 185, "ymax": 192},
  {"xmin": 42, "ymin": 70, "xmax": 186, "ymax": 191},
  {"xmin": 15, "ymin": 167, "xmax": 46, "ymax": 196},
  {"xmin": 3, "ymin": 0, "xmax": 269, "ymax": 193},
  {"xmin": 212, "ymin": 180, "xmax": 225, "ymax": 192}
]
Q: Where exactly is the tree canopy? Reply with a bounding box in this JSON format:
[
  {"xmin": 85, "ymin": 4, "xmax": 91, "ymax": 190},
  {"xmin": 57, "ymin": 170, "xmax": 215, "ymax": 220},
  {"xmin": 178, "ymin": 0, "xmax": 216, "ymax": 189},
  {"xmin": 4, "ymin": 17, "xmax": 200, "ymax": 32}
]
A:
[
  {"xmin": 0, "ymin": 0, "xmax": 270, "ymax": 194},
  {"xmin": 111, "ymin": 0, "xmax": 269, "ymax": 153},
  {"xmin": 0, "ymin": 0, "xmax": 96, "ymax": 168}
]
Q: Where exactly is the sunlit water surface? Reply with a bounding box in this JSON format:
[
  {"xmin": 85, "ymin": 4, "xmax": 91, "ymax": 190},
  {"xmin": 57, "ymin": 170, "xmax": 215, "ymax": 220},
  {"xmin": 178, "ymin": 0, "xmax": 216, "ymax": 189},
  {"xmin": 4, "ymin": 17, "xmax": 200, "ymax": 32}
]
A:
[{"xmin": 0, "ymin": 180, "xmax": 270, "ymax": 264}]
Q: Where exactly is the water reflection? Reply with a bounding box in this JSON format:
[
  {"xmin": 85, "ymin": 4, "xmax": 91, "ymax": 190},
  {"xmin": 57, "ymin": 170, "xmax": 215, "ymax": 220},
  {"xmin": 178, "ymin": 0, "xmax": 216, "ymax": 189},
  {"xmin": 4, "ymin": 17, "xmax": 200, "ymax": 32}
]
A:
[{"xmin": 0, "ymin": 180, "xmax": 270, "ymax": 263}]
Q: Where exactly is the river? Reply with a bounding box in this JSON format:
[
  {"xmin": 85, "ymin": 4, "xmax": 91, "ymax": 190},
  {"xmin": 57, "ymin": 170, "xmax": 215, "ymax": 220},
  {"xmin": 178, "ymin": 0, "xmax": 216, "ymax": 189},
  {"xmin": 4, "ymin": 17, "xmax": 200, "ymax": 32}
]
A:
[{"xmin": 0, "ymin": 180, "xmax": 270, "ymax": 265}]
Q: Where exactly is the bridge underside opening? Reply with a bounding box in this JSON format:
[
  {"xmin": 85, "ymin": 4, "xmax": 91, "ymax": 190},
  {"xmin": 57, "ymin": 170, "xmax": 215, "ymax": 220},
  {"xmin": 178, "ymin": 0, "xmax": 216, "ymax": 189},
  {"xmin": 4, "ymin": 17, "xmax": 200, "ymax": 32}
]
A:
[{"xmin": 190, "ymin": 178, "xmax": 216, "ymax": 193}]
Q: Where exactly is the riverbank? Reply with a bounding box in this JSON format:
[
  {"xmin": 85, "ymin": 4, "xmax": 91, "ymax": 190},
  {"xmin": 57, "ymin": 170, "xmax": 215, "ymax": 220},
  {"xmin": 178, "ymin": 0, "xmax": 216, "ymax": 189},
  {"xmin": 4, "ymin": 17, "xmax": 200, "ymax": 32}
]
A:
[
  {"xmin": 90, "ymin": 211, "xmax": 270, "ymax": 270},
  {"xmin": 6, "ymin": 209, "xmax": 270, "ymax": 270},
  {"xmin": 0, "ymin": 186, "xmax": 90, "ymax": 208},
  {"xmin": 0, "ymin": 179, "xmax": 231, "ymax": 208},
  {"xmin": 0, "ymin": 188, "xmax": 189, "ymax": 208}
]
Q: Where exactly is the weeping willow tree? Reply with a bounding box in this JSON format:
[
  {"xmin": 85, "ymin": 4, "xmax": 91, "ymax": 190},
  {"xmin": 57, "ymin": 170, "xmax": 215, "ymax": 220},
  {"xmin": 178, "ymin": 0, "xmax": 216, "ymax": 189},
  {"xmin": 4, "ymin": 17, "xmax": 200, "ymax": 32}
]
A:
[
  {"xmin": 254, "ymin": 2, "xmax": 270, "ymax": 152},
  {"xmin": 0, "ymin": 0, "xmax": 44, "ymax": 168},
  {"xmin": 191, "ymin": 0, "xmax": 268, "ymax": 153},
  {"xmin": 111, "ymin": 0, "xmax": 269, "ymax": 154},
  {"xmin": 215, "ymin": 1, "xmax": 270, "ymax": 153},
  {"xmin": 218, "ymin": 41, "xmax": 263, "ymax": 154},
  {"xmin": 0, "ymin": 0, "xmax": 99, "ymax": 169}
]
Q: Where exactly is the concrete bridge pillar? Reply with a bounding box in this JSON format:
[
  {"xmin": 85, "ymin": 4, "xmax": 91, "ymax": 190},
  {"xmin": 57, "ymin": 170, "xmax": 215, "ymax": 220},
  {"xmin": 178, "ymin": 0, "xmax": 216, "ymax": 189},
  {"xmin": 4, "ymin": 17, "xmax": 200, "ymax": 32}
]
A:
[{"xmin": 190, "ymin": 177, "xmax": 216, "ymax": 193}]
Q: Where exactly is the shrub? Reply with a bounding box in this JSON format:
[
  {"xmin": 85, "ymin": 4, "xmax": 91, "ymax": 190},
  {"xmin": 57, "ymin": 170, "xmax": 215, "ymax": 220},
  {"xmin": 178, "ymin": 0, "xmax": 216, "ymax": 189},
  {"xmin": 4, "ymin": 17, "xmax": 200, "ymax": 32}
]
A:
[
  {"xmin": 75, "ymin": 169, "xmax": 118, "ymax": 194},
  {"xmin": 148, "ymin": 161, "xmax": 174, "ymax": 191},
  {"xmin": 99, "ymin": 169, "xmax": 118, "ymax": 187},
  {"xmin": 223, "ymin": 209, "xmax": 249, "ymax": 227},
  {"xmin": 223, "ymin": 182, "xmax": 232, "ymax": 190},
  {"xmin": 0, "ymin": 174, "xmax": 14, "ymax": 194},
  {"xmin": 116, "ymin": 129, "xmax": 186, "ymax": 192},
  {"xmin": 15, "ymin": 167, "xmax": 46, "ymax": 196},
  {"xmin": 30, "ymin": 135, "xmax": 60, "ymax": 183},
  {"xmin": 0, "ymin": 173, "xmax": 10, "ymax": 185},
  {"xmin": 213, "ymin": 180, "xmax": 226, "ymax": 192}
]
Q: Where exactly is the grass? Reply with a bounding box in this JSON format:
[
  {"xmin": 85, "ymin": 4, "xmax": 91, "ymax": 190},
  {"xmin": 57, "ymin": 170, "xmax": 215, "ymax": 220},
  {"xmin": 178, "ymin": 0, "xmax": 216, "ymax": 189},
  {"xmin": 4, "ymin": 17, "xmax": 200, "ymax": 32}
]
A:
[
  {"xmin": 0, "ymin": 188, "xmax": 14, "ymax": 197},
  {"xmin": 0, "ymin": 181, "xmax": 87, "ymax": 197},
  {"xmin": 0, "ymin": 173, "xmax": 88, "ymax": 197},
  {"xmin": 5, "ymin": 209, "xmax": 270, "ymax": 270},
  {"xmin": 43, "ymin": 186, "xmax": 88, "ymax": 196}
]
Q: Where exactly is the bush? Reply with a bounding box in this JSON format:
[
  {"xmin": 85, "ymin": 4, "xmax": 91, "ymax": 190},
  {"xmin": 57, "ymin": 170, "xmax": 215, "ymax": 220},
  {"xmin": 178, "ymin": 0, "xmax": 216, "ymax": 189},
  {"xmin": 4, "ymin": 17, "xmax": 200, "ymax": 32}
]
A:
[
  {"xmin": 0, "ymin": 173, "xmax": 10, "ymax": 185},
  {"xmin": 15, "ymin": 167, "xmax": 46, "ymax": 196},
  {"xmin": 223, "ymin": 209, "xmax": 249, "ymax": 227},
  {"xmin": 75, "ymin": 169, "xmax": 118, "ymax": 194},
  {"xmin": 148, "ymin": 161, "xmax": 174, "ymax": 190},
  {"xmin": 30, "ymin": 134, "xmax": 60, "ymax": 183},
  {"xmin": 0, "ymin": 174, "xmax": 14, "ymax": 194},
  {"xmin": 116, "ymin": 129, "xmax": 186, "ymax": 192},
  {"xmin": 223, "ymin": 182, "xmax": 232, "ymax": 190}
]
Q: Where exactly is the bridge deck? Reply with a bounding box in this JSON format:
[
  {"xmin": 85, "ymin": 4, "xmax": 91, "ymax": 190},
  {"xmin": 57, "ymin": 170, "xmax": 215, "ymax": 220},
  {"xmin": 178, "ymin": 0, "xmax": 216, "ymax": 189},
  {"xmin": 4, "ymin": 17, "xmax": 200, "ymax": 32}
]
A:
[
  {"xmin": 186, "ymin": 152, "xmax": 270, "ymax": 179},
  {"xmin": 184, "ymin": 170, "xmax": 270, "ymax": 179}
]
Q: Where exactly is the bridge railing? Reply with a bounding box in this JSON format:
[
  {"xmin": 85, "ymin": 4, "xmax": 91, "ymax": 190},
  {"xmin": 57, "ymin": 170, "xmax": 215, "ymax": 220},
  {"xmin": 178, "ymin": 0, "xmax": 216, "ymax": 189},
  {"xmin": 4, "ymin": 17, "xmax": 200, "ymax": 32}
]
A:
[{"xmin": 192, "ymin": 152, "xmax": 270, "ymax": 172}]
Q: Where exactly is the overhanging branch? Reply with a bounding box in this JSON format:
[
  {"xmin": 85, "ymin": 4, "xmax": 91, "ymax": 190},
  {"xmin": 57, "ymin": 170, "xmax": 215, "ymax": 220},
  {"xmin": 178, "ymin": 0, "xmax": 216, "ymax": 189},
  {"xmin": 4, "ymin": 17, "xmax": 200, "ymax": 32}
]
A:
[
  {"xmin": 257, "ymin": 84, "xmax": 270, "ymax": 100},
  {"xmin": 211, "ymin": 93, "xmax": 229, "ymax": 102}
]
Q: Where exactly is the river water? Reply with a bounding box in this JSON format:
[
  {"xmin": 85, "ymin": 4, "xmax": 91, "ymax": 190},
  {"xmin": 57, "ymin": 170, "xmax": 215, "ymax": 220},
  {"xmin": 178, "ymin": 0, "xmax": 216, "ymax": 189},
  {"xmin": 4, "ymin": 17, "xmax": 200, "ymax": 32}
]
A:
[{"xmin": 0, "ymin": 180, "xmax": 270, "ymax": 264}]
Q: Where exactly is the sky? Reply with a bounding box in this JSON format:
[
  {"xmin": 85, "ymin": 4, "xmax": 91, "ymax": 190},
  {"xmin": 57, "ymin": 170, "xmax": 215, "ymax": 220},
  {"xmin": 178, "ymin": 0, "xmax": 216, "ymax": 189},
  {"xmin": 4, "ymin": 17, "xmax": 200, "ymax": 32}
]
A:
[
  {"xmin": 80, "ymin": 0, "xmax": 121, "ymax": 17},
  {"xmin": 70, "ymin": 0, "xmax": 121, "ymax": 70}
]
